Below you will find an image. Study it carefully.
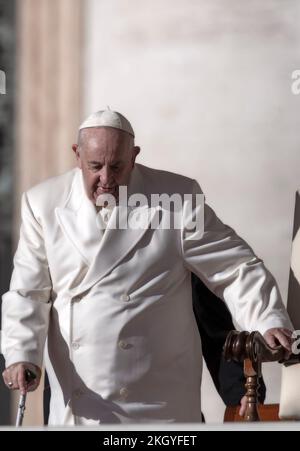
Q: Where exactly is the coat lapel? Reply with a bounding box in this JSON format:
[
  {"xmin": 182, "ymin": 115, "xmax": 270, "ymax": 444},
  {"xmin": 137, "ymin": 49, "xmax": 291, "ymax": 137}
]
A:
[
  {"xmin": 56, "ymin": 166, "xmax": 161, "ymax": 296},
  {"xmin": 74, "ymin": 204, "xmax": 161, "ymax": 296},
  {"xmin": 55, "ymin": 169, "xmax": 104, "ymax": 267}
]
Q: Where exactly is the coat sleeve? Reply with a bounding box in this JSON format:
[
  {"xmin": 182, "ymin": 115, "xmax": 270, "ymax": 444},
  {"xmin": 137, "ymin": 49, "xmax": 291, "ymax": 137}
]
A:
[
  {"xmin": 182, "ymin": 180, "xmax": 292, "ymax": 335},
  {"xmin": 1, "ymin": 192, "xmax": 52, "ymax": 368}
]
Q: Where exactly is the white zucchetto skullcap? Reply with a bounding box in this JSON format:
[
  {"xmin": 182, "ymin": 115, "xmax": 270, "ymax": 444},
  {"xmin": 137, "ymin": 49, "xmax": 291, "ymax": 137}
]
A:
[{"xmin": 79, "ymin": 108, "xmax": 135, "ymax": 137}]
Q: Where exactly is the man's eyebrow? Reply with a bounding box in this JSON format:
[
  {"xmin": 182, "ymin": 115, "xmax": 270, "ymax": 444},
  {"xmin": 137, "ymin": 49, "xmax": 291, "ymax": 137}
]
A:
[
  {"xmin": 88, "ymin": 160, "xmax": 123, "ymax": 165},
  {"xmin": 88, "ymin": 161, "xmax": 102, "ymax": 165}
]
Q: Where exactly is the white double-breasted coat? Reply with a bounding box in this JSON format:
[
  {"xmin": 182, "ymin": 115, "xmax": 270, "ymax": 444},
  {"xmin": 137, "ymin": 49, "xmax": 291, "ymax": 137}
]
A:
[{"xmin": 1, "ymin": 163, "xmax": 292, "ymax": 425}]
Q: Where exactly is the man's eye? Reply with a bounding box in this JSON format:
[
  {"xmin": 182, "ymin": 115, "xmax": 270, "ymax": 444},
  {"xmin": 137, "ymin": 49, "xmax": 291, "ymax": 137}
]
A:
[{"xmin": 111, "ymin": 165, "xmax": 120, "ymax": 171}]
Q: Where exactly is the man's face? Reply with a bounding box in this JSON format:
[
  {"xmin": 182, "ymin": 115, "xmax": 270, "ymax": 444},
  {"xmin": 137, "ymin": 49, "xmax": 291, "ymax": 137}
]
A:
[{"xmin": 72, "ymin": 127, "xmax": 140, "ymax": 204}]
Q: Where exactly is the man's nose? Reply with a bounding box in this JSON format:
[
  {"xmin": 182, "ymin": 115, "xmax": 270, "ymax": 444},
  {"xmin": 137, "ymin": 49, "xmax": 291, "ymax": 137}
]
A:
[{"xmin": 99, "ymin": 166, "xmax": 113, "ymax": 186}]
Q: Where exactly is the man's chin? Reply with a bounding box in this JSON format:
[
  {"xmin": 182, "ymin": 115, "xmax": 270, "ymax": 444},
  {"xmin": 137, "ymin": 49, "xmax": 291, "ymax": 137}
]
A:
[{"xmin": 94, "ymin": 191, "xmax": 118, "ymax": 208}]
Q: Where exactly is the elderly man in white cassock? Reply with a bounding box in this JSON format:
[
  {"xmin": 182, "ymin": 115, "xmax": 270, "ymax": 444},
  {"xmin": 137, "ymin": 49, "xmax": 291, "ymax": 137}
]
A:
[{"xmin": 1, "ymin": 109, "xmax": 294, "ymax": 425}]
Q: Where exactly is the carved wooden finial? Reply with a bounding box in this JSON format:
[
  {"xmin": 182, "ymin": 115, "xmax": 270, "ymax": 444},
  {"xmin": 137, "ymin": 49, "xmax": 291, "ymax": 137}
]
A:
[{"xmin": 223, "ymin": 330, "xmax": 287, "ymax": 421}]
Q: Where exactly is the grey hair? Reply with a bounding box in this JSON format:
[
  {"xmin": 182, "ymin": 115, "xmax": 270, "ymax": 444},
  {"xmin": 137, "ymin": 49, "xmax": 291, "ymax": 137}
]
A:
[{"xmin": 77, "ymin": 127, "xmax": 135, "ymax": 153}]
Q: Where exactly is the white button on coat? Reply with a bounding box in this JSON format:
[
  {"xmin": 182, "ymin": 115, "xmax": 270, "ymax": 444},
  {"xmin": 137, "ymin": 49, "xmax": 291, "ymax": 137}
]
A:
[
  {"xmin": 119, "ymin": 387, "xmax": 129, "ymax": 399},
  {"xmin": 118, "ymin": 340, "xmax": 127, "ymax": 350},
  {"xmin": 120, "ymin": 294, "xmax": 130, "ymax": 302},
  {"xmin": 71, "ymin": 342, "xmax": 80, "ymax": 350}
]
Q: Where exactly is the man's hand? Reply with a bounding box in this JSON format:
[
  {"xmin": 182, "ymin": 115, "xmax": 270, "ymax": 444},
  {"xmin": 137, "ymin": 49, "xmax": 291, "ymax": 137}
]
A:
[
  {"xmin": 263, "ymin": 327, "xmax": 293, "ymax": 359},
  {"xmin": 2, "ymin": 362, "xmax": 41, "ymax": 395},
  {"xmin": 238, "ymin": 327, "xmax": 293, "ymax": 417}
]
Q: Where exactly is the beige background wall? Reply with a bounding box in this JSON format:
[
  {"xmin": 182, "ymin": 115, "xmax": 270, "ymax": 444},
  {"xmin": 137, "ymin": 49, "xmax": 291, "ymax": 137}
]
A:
[{"xmin": 83, "ymin": 0, "xmax": 300, "ymax": 422}]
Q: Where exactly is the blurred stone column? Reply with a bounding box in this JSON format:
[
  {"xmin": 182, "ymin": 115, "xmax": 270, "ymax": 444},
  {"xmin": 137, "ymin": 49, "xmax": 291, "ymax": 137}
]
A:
[{"xmin": 13, "ymin": 0, "xmax": 83, "ymax": 426}]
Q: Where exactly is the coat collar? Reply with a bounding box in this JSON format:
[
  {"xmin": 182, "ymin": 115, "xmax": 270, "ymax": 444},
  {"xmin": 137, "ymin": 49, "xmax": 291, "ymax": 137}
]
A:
[
  {"xmin": 55, "ymin": 165, "xmax": 161, "ymax": 296},
  {"xmin": 55, "ymin": 169, "xmax": 101, "ymax": 266}
]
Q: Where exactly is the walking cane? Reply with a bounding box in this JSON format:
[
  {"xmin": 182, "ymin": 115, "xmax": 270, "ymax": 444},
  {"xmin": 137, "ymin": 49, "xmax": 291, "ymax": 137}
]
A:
[{"xmin": 15, "ymin": 369, "xmax": 36, "ymax": 427}]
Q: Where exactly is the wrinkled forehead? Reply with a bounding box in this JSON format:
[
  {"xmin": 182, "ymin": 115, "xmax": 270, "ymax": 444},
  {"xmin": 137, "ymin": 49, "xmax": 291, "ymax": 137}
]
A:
[
  {"xmin": 79, "ymin": 126, "xmax": 132, "ymax": 146},
  {"xmin": 79, "ymin": 127, "xmax": 133, "ymax": 158}
]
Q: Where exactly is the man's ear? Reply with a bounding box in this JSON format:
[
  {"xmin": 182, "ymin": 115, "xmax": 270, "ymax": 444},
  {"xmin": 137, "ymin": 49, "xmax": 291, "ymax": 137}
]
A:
[
  {"xmin": 72, "ymin": 144, "xmax": 82, "ymax": 168},
  {"xmin": 132, "ymin": 146, "xmax": 141, "ymax": 167}
]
